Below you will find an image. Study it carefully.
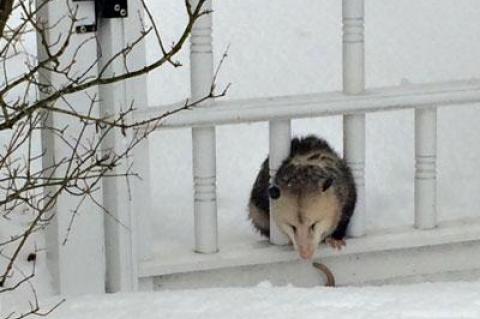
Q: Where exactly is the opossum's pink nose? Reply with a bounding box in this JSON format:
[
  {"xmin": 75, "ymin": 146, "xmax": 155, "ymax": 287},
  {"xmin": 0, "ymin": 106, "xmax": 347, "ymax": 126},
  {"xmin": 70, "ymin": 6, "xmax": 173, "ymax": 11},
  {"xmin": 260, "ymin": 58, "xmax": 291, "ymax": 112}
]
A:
[{"xmin": 299, "ymin": 247, "xmax": 314, "ymax": 260}]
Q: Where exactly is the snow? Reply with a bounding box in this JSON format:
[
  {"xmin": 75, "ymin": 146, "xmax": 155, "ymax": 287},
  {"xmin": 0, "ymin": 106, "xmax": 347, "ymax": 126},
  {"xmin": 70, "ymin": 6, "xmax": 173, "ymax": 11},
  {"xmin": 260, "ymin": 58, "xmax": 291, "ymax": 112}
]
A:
[{"xmin": 26, "ymin": 281, "xmax": 480, "ymax": 319}]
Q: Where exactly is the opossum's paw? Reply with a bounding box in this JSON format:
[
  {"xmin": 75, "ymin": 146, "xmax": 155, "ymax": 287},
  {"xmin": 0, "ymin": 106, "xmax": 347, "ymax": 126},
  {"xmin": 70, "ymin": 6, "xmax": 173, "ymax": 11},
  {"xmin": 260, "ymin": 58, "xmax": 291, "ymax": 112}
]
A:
[{"xmin": 325, "ymin": 238, "xmax": 346, "ymax": 250}]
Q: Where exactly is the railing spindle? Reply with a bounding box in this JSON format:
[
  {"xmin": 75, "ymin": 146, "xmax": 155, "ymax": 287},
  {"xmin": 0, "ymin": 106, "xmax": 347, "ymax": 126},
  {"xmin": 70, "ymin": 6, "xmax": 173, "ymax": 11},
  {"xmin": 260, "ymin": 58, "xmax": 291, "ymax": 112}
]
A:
[
  {"xmin": 342, "ymin": 0, "xmax": 366, "ymax": 237},
  {"xmin": 269, "ymin": 120, "xmax": 291, "ymax": 245},
  {"xmin": 415, "ymin": 108, "xmax": 437, "ymax": 229},
  {"xmin": 190, "ymin": 0, "xmax": 218, "ymax": 253}
]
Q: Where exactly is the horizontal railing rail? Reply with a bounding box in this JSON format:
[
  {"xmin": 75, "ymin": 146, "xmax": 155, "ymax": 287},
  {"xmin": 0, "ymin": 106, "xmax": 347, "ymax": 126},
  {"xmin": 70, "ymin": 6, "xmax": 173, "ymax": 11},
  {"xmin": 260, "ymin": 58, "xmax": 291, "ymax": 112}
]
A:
[{"xmin": 135, "ymin": 79, "xmax": 480, "ymax": 129}]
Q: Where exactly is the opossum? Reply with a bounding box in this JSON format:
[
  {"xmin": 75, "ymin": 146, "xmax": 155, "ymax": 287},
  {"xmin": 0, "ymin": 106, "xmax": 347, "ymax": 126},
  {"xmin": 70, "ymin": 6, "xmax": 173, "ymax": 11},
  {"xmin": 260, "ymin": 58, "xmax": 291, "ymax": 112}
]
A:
[{"xmin": 248, "ymin": 135, "xmax": 356, "ymax": 260}]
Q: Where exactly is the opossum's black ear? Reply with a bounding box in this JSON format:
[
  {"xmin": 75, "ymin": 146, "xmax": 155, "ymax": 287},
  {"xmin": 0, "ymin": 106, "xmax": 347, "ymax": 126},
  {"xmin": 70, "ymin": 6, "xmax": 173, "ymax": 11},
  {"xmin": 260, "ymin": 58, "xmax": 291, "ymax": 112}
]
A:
[
  {"xmin": 268, "ymin": 185, "xmax": 281, "ymax": 199},
  {"xmin": 322, "ymin": 178, "xmax": 334, "ymax": 192}
]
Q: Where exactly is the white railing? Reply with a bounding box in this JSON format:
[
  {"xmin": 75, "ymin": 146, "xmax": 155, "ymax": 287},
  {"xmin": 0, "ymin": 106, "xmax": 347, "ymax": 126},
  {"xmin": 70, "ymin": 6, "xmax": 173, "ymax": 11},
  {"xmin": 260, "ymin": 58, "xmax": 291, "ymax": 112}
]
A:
[
  {"xmin": 268, "ymin": 120, "xmax": 292, "ymax": 245},
  {"xmin": 415, "ymin": 107, "xmax": 437, "ymax": 229},
  {"xmin": 342, "ymin": 0, "xmax": 366, "ymax": 237},
  {"xmin": 132, "ymin": 0, "xmax": 480, "ymax": 280},
  {"xmin": 40, "ymin": 0, "xmax": 480, "ymax": 293},
  {"xmin": 190, "ymin": 0, "xmax": 218, "ymax": 254},
  {"xmin": 135, "ymin": 79, "xmax": 480, "ymax": 127}
]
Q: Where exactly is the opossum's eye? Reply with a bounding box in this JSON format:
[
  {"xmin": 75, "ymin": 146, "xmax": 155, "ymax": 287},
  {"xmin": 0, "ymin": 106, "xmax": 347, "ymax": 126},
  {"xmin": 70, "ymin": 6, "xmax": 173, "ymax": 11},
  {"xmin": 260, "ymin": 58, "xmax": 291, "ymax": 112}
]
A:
[
  {"xmin": 322, "ymin": 178, "xmax": 333, "ymax": 192},
  {"xmin": 268, "ymin": 185, "xmax": 281, "ymax": 199},
  {"xmin": 291, "ymin": 225, "xmax": 297, "ymax": 233},
  {"xmin": 310, "ymin": 223, "xmax": 317, "ymax": 232}
]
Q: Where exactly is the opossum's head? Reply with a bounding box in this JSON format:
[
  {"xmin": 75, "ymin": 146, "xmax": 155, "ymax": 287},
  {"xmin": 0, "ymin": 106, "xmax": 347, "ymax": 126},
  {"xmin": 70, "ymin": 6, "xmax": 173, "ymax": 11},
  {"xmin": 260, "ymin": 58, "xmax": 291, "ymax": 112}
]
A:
[{"xmin": 269, "ymin": 178, "xmax": 340, "ymax": 260}]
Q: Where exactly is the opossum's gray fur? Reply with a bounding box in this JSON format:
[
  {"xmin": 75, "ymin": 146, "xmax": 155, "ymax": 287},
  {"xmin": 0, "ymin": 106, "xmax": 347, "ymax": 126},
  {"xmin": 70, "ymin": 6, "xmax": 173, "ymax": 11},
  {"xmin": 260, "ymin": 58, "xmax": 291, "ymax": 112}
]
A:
[{"xmin": 248, "ymin": 135, "xmax": 356, "ymax": 240}]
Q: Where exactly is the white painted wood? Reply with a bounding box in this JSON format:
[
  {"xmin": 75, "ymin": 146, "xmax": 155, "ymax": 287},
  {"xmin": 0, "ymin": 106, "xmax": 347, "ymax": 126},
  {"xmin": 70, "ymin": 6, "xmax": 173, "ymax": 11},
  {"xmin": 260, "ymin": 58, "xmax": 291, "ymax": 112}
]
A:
[
  {"xmin": 344, "ymin": 115, "xmax": 366, "ymax": 237},
  {"xmin": 139, "ymin": 218, "xmax": 480, "ymax": 277},
  {"xmin": 192, "ymin": 127, "xmax": 218, "ymax": 253},
  {"xmin": 327, "ymin": 240, "xmax": 480, "ymax": 286},
  {"xmin": 97, "ymin": 17, "xmax": 136, "ymax": 293},
  {"xmin": 122, "ymin": 0, "xmax": 154, "ymax": 290},
  {"xmin": 190, "ymin": 0, "xmax": 218, "ymax": 254},
  {"xmin": 97, "ymin": 0, "xmax": 154, "ymax": 292},
  {"xmin": 268, "ymin": 120, "xmax": 291, "ymax": 245},
  {"xmin": 415, "ymin": 108, "xmax": 437, "ymax": 229},
  {"xmin": 153, "ymin": 240, "xmax": 480, "ymax": 288},
  {"xmin": 342, "ymin": 0, "xmax": 365, "ymax": 94},
  {"xmin": 342, "ymin": 0, "xmax": 366, "ymax": 237},
  {"xmin": 38, "ymin": 0, "xmax": 105, "ymax": 295},
  {"xmin": 136, "ymin": 79, "xmax": 480, "ymax": 129},
  {"xmin": 94, "ymin": 23, "xmax": 126, "ymax": 291}
]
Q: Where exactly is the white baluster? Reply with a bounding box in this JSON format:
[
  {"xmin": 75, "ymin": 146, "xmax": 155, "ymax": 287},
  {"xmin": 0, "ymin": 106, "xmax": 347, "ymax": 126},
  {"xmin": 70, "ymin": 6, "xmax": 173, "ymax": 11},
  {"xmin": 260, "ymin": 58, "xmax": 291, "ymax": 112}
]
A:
[
  {"xmin": 269, "ymin": 120, "xmax": 291, "ymax": 245},
  {"xmin": 415, "ymin": 108, "xmax": 437, "ymax": 229},
  {"xmin": 190, "ymin": 0, "xmax": 218, "ymax": 253},
  {"xmin": 342, "ymin": 0, "xmax": 366, "ymax": 237}
]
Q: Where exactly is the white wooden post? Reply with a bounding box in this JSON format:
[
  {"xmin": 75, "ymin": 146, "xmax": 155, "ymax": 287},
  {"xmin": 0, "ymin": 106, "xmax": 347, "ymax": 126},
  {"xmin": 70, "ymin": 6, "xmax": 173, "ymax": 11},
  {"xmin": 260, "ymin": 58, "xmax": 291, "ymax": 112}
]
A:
[
  {"xmin": 269, "ymin": 120, "xmax": 291, "ymax": 245},
  {"xmin": 191, "ymin": 0, "xmax": 218, "ymax": 254},
  {"xmin": 415, "ymin": 108, "xmax": 437, "ymax": 229},
  {"xmin": 97, "ymin": 0, "xmax": 154, "ymax": 291},
  {"xmin": 125, "ymin": 0, "xmax": 154, "ymax": 288},
  {"xmin": 342, "ymin": 0, "xmax": 366, "ymax": 237},
  {"xmin": 37, "ymin": 0, "xmax": 105, "ymax": 295}
]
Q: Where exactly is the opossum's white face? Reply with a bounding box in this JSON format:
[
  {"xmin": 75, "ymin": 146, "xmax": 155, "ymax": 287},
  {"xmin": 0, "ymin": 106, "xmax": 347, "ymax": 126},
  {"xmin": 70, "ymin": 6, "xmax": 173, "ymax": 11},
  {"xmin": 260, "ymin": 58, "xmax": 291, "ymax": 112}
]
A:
[{"xmin": 271, "ymin": 187, "xmax": 341, "ymax": 260}]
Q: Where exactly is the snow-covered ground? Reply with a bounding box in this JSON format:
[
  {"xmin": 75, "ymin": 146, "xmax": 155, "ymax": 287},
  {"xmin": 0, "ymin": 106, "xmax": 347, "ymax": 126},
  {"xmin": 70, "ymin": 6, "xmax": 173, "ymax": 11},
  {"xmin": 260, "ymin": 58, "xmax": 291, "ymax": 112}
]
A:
[{"xmin": 25, "ymin": 281, "xmax": 480, "ymax": 319}]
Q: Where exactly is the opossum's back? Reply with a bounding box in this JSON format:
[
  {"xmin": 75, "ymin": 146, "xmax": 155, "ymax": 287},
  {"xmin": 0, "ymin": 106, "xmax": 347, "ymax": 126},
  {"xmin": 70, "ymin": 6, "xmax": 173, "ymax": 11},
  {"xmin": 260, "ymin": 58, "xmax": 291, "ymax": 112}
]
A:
[{"xmin": 274, "ymin": 136, "xmax": 347, "ymax": 195}]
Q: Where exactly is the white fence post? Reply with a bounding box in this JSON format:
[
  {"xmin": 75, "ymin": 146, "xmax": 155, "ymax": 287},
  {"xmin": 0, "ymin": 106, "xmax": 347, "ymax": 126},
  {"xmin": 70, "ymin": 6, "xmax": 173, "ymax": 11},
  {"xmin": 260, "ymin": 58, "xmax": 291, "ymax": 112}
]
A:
[
  {"xmin": 120, "ymin": 0, "xmax": 154, "ymax": 291},
  {"xmin": 269, "ymin": 120, "xmax": 291, "ymax": 245},
  {"xmin": 97, "ymin": 0, "xmax": 154, "ymax": 291},
  {"xmin": 37, "ymin": 0, "xmax": 105, "ymax": 295},
  {"xmin": 415, "ymin": 108, "xmax": 437, "ymax": 229},
  {"xmin": 191, "ymin": 0, "xmax": 218, "ymax": 254},
  {"xmin": 342, "ymin": 0, "xmax": 366, "ymax": 237}
]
